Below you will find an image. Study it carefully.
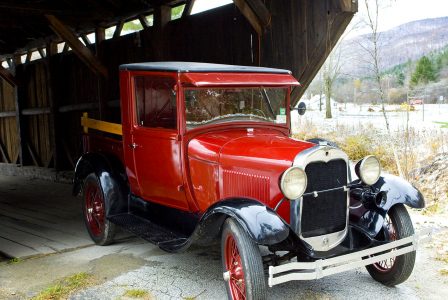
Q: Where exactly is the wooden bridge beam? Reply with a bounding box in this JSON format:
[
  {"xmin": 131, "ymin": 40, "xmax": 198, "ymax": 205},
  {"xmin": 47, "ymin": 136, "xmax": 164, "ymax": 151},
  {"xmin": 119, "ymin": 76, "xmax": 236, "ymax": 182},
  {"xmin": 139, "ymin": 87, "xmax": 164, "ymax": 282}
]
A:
[{"xmin": 46, "ymin": 15, "xmax": 108, "ymax": 78}]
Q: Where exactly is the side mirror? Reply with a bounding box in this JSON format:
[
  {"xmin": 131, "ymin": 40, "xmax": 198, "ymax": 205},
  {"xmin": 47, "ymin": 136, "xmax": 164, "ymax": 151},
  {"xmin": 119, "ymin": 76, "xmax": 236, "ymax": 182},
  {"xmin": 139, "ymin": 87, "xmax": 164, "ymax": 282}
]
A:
[{"xmin": 297, "ymin": 102, "xmax": 306, "ymax": 115}]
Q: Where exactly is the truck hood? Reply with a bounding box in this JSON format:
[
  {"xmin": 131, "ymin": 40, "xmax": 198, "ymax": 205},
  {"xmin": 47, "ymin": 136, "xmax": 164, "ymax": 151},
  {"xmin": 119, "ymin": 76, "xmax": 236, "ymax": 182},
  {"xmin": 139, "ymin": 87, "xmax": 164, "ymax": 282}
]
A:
[{"xmin": 188, "ymin": 128, "xmax": 314, "ymax": 167}]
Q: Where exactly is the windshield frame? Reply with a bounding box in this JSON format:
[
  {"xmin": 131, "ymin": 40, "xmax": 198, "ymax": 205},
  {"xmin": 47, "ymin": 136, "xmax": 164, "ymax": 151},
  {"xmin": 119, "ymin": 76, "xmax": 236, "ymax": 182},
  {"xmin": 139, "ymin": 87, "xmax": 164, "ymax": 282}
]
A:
[{"xmin": 181, "ymin": 85, "xmax": 291, "ymax": 131}]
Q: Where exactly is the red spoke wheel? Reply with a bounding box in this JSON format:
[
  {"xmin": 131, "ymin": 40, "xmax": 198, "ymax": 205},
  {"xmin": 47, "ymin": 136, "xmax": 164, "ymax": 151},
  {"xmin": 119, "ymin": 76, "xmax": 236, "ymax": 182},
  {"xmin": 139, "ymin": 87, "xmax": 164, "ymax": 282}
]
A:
[
  {"xmin": 372, "ymin": 214, "xmax": 397, "ymax": 272},
  {"xmin": 366, "ymin": 204, "xmax": 416, "ymax": 286},
  {"xmin": 221, "ymin": 218, "xmax": 266, "ymax": 300},
  {"xmin": 82, "ymin": 173, "xmax": 116, "ymax": 246}
]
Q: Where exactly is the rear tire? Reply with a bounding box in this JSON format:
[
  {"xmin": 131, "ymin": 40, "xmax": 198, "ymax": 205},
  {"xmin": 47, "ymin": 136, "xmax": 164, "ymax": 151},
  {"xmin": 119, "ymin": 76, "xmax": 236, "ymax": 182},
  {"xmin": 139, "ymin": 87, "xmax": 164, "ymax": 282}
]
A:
[
  {"xmin": 366, "ymin": 204, "xmax": 416, "ymax": 286},
  {"xmin": 82, "ymin": 173, "xmax": 116, "ymax": 246},
  {"xmin": 221, "ymin": 218, "xmax": 266, "ymax": 300}
]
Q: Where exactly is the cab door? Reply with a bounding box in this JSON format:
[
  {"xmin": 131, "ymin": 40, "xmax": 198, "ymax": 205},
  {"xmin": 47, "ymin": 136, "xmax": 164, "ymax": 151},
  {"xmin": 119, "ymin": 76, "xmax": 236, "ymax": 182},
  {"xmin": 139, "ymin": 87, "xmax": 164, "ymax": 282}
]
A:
[{"xmin": 126, "ymin": 74, "xmax": 188, "ymax": 211}]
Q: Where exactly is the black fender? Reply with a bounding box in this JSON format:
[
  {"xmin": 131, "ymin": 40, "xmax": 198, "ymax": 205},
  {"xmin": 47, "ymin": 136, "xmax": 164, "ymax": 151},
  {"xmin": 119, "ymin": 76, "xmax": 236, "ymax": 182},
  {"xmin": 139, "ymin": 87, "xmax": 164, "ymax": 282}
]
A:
[
  {"xmin": 349, "ymin": 173, "xmax": 425, "ymax": 237},
  {"xmin": 73, "ymin": 152, "xmax": 129, "ymax": 216},
  {"xmin": 201, "ymin": 199, "xmax": 290, "ymax": 245},
  {"xmin": 169, "ymin": 199, "xmax": 290, "ymax": 252}
]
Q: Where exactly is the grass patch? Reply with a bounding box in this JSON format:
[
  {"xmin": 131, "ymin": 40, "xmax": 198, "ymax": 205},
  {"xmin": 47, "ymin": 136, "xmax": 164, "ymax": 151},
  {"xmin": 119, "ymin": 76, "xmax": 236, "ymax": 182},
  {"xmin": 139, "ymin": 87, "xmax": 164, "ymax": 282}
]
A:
[
  {"xmin": 436, "ymin": 253, "xmax": 448, "ymax": 264},
  {"xmin": 7, "ymin": 258, "xmax": 22, "ymax": 264},
  {"xmin": 423, "ymin": 202, "xmax": 441, "ymax": 215},
  {"xmin": 32, "ymin": 272, "xmax": 94, "ymax": 300},
  {"xmin": 339, "ymin": 135, "xmax": 371, "ymax": 161},
  {"xmin": 123, "ymin": 289, "xmax": 150, "ymax": 298},
  {"xmin": 440, "ymin": 269, "xmax": 448, "ymax": 276}
]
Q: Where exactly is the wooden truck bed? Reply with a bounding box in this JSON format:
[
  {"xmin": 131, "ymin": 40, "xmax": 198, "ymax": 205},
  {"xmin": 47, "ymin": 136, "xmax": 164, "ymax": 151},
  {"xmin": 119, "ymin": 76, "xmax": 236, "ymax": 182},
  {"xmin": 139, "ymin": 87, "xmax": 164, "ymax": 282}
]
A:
[{"xmin": 81, "ymin": 113, "xmax": 124, "ymax": 163}]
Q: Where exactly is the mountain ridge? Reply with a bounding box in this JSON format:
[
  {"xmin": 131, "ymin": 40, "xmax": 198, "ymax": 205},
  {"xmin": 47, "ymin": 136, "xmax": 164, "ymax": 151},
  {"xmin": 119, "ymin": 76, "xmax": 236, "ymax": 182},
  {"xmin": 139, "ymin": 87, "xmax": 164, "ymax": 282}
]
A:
[{"xmin": 340, "ymin": 16, "xmax": 448, "ymax": 77}]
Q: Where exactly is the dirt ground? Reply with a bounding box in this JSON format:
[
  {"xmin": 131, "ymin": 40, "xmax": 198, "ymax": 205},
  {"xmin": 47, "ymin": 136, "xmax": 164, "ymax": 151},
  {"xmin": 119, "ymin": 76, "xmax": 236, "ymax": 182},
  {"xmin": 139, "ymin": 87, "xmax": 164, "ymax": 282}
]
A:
[{"xmin": 0, "ymin": 177, "xmax": 447, "ymax": 300}]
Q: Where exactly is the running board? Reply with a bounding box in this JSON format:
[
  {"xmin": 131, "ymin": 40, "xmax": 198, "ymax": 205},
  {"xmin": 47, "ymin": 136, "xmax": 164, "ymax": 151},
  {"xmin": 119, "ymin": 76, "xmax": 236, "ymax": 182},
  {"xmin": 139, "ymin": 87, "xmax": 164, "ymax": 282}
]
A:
[
  {"xmin": 109, "ymin": 214, "xmax": 188, "ymax": 249},
  {"xmin": 268, "ymin": 228, "xmax": 432, "ymax": 287}
]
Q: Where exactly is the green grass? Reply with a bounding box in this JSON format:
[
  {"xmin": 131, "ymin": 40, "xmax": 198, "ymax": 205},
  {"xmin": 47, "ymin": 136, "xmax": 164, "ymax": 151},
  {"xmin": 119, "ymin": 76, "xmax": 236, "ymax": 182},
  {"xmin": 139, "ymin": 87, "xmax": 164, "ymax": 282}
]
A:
[
  {"xmin": 7, "ymin": 258, "xmax": 21, "ymax": 264},
  {"xmin": 434, "ymin": 121, "xmax": 448, "ymax": 128},
  {"xmin": 123, "ymin": 289, "xmax": 150, "ymax": 298},
  {"xmin": 31, "ymin": 272, "xmax": 93, "ymax": 300}
]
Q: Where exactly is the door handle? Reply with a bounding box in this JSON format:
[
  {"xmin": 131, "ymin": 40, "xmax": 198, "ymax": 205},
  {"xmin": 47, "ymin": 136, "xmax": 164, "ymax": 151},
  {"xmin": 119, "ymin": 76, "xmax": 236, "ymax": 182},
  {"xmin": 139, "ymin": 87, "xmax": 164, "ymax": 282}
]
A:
[{"xmin": 129, "ymin": 143, "xmax": 138, "ymax": 149}]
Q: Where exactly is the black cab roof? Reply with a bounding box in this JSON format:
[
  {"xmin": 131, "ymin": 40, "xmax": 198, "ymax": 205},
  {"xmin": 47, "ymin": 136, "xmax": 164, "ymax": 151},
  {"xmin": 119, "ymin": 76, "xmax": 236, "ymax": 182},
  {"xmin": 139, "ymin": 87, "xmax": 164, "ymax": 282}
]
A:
[{"xmin": 119, "ymin": 61, "xmax": 292, "ymax": 74}]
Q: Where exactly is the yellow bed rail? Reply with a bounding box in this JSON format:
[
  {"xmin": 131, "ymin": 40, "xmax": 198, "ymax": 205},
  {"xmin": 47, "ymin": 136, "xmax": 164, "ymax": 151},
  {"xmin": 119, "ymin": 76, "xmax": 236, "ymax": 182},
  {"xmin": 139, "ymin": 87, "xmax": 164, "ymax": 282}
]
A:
[{"xmin": 81, "ymin": 112, "xmax": 122, "ymax": 136}]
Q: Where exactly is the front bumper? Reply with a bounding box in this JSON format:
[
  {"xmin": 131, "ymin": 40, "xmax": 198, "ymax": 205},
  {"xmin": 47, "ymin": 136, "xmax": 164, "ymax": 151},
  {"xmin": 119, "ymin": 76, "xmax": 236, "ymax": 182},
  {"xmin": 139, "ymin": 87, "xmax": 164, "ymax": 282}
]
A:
[{"xmin": 268, "ymin": 228, "xmax": 432, "ymax": 287}]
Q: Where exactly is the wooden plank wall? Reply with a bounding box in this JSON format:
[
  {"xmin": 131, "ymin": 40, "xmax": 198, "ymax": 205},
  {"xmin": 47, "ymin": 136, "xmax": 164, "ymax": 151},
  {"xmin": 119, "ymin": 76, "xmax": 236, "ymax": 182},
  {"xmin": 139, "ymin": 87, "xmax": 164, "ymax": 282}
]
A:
[
  {"xmin": 0, "ymin": 78, "xmax": 18, "ymax": 164},
  {"xmin": 168, "ymin": 6, "xmax": 255, "ymax": 65},
  {"xmin": 261, "ymin": 0, "xmax": 356, "ymax": 103},
  {"xmin": 22, "ymin": 64, "xmax": 51, "ymax": 167}
]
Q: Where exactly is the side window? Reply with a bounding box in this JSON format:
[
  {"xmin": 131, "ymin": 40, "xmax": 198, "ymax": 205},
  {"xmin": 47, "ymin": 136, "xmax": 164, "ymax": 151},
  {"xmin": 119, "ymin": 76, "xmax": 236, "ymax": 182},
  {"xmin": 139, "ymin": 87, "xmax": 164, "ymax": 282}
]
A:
[{"xmin": 134, "ymin": 76, "xmax": 177, "ymax": 129}]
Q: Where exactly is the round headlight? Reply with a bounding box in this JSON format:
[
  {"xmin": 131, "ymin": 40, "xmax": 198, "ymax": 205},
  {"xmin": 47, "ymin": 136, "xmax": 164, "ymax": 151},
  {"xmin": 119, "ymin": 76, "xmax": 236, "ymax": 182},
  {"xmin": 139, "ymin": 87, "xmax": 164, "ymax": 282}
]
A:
[
  {"xmin": 355, "ymin": 155, "xmax": 381, "ymax": 185},
  {"xmin": 280, "ymin": 167, "xmax": 307, "ymax": 200}
]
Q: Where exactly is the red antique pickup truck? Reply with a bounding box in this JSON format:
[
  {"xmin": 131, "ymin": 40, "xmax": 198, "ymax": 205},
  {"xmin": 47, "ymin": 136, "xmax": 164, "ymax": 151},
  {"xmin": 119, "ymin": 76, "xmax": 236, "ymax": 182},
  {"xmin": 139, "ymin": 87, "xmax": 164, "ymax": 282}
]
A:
[{"xmin": 73, "ymin": 62, "xmax": 429, "ymax": 300}]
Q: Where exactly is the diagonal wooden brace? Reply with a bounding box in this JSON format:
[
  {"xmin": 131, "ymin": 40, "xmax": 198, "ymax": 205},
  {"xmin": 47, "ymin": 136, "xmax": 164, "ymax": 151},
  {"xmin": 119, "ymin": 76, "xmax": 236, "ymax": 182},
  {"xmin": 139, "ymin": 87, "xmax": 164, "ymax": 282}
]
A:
[
  {"xmin": 46, "ymin": 15, "xmax": 108, "ymax": 78},
  {"xmin": 0, "ymin": 65, "xmax": 18, "ymax": 86},
  {"xmin": 233, "ymin": 0, "xmax": 271, "ymax": 35}
]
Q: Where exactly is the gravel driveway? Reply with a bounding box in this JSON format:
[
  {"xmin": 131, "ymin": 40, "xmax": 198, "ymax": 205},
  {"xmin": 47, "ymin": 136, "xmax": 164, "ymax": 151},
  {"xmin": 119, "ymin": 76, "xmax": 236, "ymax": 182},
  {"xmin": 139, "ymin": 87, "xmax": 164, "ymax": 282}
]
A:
[
  {"xmin": 1, "ymin": 213, "xmax": 446, "ymax": 300},
  {"xmin": 71, "ymin": 214, "xmax": 448, "ymax": 300}
]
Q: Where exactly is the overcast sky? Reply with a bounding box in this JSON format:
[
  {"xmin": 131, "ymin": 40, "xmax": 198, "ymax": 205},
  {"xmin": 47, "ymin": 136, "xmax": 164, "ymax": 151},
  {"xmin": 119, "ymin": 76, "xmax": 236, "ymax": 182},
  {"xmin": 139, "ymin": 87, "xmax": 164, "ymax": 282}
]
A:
[
  {"xmin": 354, "ymin": 0, "xmax": 448, "ymax": 35},
  {"xmin": 191, "ymin": 0, "xmax": 448, "ymax": 35}
]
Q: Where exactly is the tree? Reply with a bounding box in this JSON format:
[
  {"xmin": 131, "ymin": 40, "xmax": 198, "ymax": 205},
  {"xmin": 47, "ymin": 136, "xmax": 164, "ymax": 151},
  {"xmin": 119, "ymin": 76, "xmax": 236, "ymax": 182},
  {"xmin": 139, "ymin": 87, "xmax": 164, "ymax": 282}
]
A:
[
  {"xmin": 362, "ymin": 0, "xmax": 404, "ymax": 177},
  {"xmin": 322, "ymin": 51, "xmax": 342, "ymax": 118},
  {"xmin": 171, "ymin": 5, "xmax": 185, "ymax": 19},
  {"xmin": 410, "ymin": 56, "xmax": 436, "ymax": 86},
  {"xmin": 321, "ymin": 13, "xmax": 347, "ymax": 118},
  {"xmin": 397, "ymin": 72, "xmax": 405, "ymax": 86}
]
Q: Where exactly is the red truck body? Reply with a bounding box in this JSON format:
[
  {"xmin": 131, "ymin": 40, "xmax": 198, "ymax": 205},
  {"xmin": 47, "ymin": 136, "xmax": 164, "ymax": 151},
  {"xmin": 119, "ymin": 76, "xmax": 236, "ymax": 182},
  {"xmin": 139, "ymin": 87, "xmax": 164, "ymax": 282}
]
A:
[{"xmin": 84, "ymin": 66, "xmax": 304, "ymax": 222}]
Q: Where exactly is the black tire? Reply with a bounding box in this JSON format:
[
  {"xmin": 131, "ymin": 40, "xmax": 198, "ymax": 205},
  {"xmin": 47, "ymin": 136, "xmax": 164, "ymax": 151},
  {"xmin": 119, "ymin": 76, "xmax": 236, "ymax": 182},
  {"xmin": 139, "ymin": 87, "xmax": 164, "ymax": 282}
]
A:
[
  {"xmin": 366, "ymin": 204, "xmax": 416, "ymax": 286},
  {"xmin": 82, "ymin": 173, "xmax": 116, "ymax": 246},
  {"xmin": 221, "ymin": 218, "xmax": 266, "ymax": 300},
  {"xmin": 306, "ymin": 138, "xmax": 339, "ymax": 148}
]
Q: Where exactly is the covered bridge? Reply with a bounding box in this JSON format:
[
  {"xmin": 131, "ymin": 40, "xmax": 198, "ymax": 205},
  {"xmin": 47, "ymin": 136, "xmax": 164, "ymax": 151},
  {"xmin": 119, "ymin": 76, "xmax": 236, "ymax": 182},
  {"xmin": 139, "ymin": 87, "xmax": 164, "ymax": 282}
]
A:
[
  {"xmin": 0, "ymin": 0, "xmax": 357, "ymax": 173},
  {"xmin": 0, "ymin": 0, "xmax": 358, "ymax": 259}
]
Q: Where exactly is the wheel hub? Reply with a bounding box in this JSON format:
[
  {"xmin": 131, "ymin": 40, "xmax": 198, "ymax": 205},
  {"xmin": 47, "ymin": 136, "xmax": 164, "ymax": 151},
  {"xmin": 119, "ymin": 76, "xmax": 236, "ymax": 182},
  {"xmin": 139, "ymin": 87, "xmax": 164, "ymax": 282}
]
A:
[{"xmin": 84, "ymin": 182, "xmax": 105, "ymax": 237}]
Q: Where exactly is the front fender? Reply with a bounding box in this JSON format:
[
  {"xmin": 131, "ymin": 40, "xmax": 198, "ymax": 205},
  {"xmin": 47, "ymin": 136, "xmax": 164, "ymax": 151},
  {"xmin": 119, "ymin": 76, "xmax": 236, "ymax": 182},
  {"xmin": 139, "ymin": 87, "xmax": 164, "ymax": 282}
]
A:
[
  {"xmin": 200, "ymin": 199, "xmax": 290, "ymax": 245},
  {"xmin": 350, "ymin": 174, "xmax": 425, "ymax": 237},
  {"xmin": 371, "ymin": 174, "xmax": 425, "ymax": 209}
]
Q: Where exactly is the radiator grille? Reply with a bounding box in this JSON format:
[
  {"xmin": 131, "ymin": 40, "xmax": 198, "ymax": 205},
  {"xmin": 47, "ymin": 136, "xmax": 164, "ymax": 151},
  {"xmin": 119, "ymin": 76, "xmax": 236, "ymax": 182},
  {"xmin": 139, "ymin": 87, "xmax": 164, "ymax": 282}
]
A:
[
  {"xmin": 301, "ymin": 159, "xmax": 347, "ymax": 238},
  {"xmin": 222, "ymin": 170, "xmax": 270, "ymax": 202}
]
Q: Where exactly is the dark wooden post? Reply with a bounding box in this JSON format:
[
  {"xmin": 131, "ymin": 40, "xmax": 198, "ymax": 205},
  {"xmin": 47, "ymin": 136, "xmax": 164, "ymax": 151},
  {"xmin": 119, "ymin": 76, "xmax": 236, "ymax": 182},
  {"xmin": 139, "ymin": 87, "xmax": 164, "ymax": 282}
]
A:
[
  {"xmin": 12, "ymin": 55, "xmax": 25, "ymax": 166},
  {"xmin": 154, "ymin": 5, "xmax": 171, "ymax": 60},
  {"xmin": 46, "ymin": 41, "xmax": 59, "ymax": 169},
  {"xmin": 182, "ymin": 0, "xmax": 196, "ymax": 18},
  {"xmin": 95, "ymin": 26, "xmax": 108, "ymax": 120}
]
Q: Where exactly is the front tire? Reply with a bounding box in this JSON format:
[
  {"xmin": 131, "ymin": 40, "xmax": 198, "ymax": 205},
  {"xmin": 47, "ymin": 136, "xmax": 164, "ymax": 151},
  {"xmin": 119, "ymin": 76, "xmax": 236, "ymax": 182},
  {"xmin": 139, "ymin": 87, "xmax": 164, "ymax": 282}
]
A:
[
  {"xmin": 82, "ymin": 173, "xmax": 116, "ymax": 246},
  {"xmin": 366, "ymin": 204, "xmax": 416, "ymax": 286},
  {"xmin": 221, "ymin": 218, "xmax": 266, "ymax": 300}
]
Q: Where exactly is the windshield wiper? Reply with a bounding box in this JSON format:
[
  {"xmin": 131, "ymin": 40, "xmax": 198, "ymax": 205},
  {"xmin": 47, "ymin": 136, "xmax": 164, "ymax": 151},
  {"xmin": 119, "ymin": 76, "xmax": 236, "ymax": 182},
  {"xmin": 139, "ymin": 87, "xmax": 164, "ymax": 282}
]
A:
[{"xmin": 261, "ymin": 88, "xmax": 276, "ymax": 118}]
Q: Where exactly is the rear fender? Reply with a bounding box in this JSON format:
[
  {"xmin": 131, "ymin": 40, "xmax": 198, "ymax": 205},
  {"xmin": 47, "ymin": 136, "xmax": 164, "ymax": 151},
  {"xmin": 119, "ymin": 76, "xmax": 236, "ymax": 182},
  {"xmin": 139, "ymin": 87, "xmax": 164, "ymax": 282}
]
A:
[
  {"xmin": 73, "ymin": 152, "xmax": 129, "ymax": 216},
  {"xmin": 194, "ymin": 198, "xmax": 290, "ymax": 246},
  {"xmin": 350, "ymin": 174, "xmax": 425, "ymax": 237}
]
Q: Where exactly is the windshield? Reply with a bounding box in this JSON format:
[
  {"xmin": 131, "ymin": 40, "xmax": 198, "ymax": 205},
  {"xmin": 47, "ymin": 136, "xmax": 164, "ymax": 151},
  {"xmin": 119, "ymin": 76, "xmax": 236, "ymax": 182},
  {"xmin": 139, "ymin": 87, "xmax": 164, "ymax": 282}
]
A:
[{"xmin": 185, "ymin": 87, "xmax": 288, "ymax": 128}]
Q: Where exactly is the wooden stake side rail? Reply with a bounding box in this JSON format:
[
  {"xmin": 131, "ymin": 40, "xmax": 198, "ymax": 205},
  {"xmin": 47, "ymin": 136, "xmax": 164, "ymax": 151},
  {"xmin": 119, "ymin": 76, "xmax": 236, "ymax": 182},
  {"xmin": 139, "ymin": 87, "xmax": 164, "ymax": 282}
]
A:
[{"xmin": 81, "ymin": 112, "xmax": 122, "ymax": 136}]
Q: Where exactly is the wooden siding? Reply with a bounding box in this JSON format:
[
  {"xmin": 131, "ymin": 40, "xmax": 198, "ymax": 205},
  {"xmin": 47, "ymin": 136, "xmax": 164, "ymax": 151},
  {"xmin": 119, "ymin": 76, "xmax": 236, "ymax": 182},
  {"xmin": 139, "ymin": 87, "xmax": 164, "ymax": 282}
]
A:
[{"xmin": 0, "ymin": 78, "xmax": 18, "ymax": 164}]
